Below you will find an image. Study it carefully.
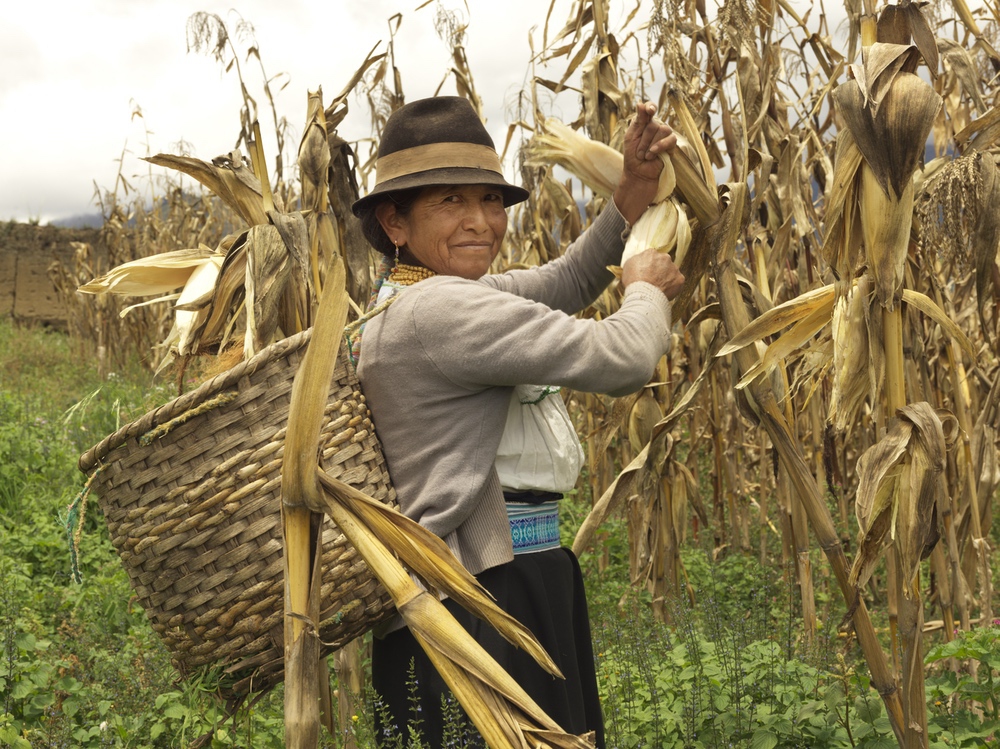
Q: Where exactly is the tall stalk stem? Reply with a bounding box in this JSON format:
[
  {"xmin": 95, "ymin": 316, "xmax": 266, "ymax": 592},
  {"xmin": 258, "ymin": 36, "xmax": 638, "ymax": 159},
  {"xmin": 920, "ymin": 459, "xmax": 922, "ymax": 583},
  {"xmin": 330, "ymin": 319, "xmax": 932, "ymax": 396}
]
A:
[
  {"xmin": 712, "ymin": 185, "xmax": 905, "ymax": 745},
  {"xmin": 283, "ymin": 255, "xmax": 350, "ymax": 748},
  {"xmin": 935, "ymin": 287, "xmax": 994, "ymax": 625},
  {"xmin": 883, "ymin": 308, "xmax": 907, "ymax": 419},
  {"xmin": 883, "ymin": 303, "xmax": 928, "ymax": 749}
]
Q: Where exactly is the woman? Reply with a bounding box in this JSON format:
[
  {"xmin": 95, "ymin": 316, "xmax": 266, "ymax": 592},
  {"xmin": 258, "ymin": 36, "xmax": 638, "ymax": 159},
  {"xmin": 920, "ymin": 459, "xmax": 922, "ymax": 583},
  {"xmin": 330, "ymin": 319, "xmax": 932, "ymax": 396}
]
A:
[{"xmin": 351, "ymin": 96, "xmax": 683, "ymax": 747}]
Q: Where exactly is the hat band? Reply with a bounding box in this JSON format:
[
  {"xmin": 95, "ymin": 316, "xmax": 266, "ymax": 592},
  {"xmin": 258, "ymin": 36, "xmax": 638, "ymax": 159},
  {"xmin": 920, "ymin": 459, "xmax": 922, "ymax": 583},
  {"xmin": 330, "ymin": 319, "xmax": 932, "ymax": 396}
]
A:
[{"xmin": 375, "ymin": 142, "xmax": 503, "ymax": 185}]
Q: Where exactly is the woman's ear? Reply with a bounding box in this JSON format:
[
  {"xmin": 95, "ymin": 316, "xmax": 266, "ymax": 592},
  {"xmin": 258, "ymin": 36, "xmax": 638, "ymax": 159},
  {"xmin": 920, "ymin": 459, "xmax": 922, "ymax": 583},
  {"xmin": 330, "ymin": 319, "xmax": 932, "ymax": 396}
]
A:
[{"xmin": 375, "ymin": 201, "xmax": 406, "ymax": 248}]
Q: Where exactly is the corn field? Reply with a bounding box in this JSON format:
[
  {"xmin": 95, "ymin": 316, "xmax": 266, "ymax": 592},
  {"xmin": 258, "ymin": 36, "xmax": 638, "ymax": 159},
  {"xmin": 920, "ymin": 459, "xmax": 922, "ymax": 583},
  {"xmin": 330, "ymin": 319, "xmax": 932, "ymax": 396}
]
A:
[{"xmin": 54, "ymin": 1, "xmax": 1000, "ymax": 747}]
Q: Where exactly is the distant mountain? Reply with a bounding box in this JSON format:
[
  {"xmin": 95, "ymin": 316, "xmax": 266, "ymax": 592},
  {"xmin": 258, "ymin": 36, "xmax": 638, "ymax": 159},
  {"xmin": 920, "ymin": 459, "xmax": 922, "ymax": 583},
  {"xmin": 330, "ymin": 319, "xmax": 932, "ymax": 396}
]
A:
[{"xmin": 51, "ymin": 212, "xmax": 104, "ymax": 229}]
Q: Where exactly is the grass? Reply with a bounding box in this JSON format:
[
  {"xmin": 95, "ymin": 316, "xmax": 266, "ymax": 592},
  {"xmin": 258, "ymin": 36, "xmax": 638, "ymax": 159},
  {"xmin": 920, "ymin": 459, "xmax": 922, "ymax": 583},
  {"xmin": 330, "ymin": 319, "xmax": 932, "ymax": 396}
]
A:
[{"xmin": 1, "ymin": 318, "xmax": 998, "ymax": 748}]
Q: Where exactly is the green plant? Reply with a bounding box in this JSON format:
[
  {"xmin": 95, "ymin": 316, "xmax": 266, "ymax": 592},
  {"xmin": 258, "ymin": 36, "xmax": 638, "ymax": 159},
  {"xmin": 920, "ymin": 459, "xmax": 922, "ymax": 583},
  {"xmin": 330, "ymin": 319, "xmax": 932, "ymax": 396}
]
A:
[
  {"xmin": 0, "ymin": 555, "xmax": 83, "ymax": 747},
  {"xmin": 582, "ymin": 524, "xmax": 902, "ymax": 749},
  {"xmin": 925, "ymin": 624, "xmax": 1000, "ymax": 748},
  {"xmin": 0, "ymin": 393, "xmax": 74, "ymax": 516}
]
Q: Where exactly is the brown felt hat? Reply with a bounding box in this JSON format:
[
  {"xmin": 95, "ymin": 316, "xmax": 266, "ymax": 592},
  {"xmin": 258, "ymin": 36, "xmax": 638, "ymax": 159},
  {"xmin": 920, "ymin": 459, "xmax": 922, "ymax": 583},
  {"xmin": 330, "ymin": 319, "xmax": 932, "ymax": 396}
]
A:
[{"xmin": 351, "ymin": 97, "xmax": 529, "ymax": 216}]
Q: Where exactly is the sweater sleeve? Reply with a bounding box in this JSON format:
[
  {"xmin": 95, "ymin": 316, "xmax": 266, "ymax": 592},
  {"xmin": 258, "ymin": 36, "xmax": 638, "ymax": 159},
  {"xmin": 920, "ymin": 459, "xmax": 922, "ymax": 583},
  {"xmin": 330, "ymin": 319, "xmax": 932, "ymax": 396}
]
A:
[
  {"xmin": 407, "ymin": 277, "xmax": 671, "ymax": 398},
  {"xmin": 482, "ymin": 201, "xmax": 629, "ymax": 314}
]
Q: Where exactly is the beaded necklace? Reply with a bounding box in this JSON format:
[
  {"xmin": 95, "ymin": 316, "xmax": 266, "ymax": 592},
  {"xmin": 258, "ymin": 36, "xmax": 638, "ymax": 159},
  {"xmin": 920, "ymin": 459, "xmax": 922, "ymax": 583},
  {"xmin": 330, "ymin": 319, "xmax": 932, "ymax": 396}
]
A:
[{"xmin": 388, "ymin": 263, "xmax": 436, "ymax": 286}]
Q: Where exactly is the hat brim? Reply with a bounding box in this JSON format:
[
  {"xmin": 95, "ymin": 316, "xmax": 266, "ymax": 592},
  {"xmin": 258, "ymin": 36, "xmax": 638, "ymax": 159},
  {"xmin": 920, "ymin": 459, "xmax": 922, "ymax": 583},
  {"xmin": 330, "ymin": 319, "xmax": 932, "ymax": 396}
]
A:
[{"xmin": 352, "ymin": 166, "xmax": 529, "ymax": 217}]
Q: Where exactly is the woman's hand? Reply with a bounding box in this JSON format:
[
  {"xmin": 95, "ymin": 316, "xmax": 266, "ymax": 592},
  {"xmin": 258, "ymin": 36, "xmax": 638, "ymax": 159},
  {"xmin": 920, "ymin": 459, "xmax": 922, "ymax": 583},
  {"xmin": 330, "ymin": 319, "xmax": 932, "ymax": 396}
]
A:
[
  {"xmin": 613, "ymin": 102, "xmax": 677, "ymax": 225},
  {"xmin": 622, "ymin": 248, "xmax": 685, "ymax": 300}
]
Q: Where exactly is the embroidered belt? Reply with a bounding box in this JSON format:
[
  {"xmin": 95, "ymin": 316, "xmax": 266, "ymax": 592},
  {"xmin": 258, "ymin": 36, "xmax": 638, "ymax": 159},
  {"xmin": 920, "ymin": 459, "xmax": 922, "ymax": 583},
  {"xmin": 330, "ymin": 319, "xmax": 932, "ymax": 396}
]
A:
[{"xmin": 505, "ymin": 500, "xmax": 561, "ymax": 555}]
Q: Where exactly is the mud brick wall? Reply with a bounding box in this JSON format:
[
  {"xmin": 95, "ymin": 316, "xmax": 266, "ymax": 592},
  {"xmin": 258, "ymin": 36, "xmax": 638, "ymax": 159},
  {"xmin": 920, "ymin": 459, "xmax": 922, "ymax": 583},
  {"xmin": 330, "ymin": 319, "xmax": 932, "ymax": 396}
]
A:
[{"xmin": 0, "ymin": 223, "xmax": 107, "ymax": 327}]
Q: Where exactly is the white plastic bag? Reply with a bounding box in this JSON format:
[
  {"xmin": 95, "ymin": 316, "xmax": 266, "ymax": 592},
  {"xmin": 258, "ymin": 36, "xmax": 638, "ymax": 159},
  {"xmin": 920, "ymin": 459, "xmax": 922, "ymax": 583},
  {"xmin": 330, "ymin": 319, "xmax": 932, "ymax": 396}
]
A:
[{"xmin": 495, "ymin": 385, "xmax": 584, "ymax": 493}]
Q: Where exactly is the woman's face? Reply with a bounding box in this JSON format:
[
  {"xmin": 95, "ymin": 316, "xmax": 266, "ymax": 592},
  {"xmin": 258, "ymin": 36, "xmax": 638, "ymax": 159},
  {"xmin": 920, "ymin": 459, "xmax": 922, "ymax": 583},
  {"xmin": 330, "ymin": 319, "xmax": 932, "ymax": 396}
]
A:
[{"xmin": 378, "ymin": 184, "xmax": 508, "ymax": 279}]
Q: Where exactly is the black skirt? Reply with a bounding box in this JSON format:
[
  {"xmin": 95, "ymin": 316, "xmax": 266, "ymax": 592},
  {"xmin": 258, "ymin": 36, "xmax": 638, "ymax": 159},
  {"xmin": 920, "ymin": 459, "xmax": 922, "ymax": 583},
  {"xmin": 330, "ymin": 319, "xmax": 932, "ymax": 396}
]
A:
[{"xmin": 371, "ymin": 547, "xmax": 605, "ymax": 748}]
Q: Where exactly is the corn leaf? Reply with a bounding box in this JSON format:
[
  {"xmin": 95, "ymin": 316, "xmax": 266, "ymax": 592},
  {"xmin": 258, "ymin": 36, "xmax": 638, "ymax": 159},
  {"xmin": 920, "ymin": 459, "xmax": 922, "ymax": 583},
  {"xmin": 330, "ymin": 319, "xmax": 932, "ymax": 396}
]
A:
[
  {"xmin": 318, "ymin": 471, "xmax": 564, "ymax": 679},
  {"xmin": 145, "ymin": 152, "xmax": 270, "ymax": 227},
  {"xmin": 901, "ymin": 289, "xmax": 977, "ymax": 362},
  {"xmin": 735, "ymin": 294, "xmax": 835, "ymax": 389},
  {"xmin": 938, "ymin": 39, "xmax": 986, "ymax": 114},
  {"xmin": 574, "ymin": 339, "xmax": 718, "ymax": 556},
  {"xmin": 718, "ymin": 283, "xmax": 835, "ymax": 356},
  {"xmin": 312, "ymin": 475, "xmax": 593, "ymax": 747}
]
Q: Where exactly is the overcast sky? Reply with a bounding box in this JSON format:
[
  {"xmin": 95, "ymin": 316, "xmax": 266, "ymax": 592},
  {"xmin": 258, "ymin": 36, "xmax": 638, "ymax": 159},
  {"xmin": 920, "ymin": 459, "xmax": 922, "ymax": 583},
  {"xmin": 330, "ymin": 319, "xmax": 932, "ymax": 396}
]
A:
[
  {"xmin": 0, "ymin": 0, "xmax": 618, "ymax": 223},
  {"xmin": 2, "ymin": 0, "xmax": 850, "ymax": 224}
]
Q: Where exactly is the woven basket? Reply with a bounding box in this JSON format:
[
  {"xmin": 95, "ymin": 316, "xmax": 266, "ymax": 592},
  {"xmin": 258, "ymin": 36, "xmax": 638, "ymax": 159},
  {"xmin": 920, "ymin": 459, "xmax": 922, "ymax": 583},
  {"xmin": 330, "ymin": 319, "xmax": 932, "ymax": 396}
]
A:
[{"xmin": 78, "ymin": 328, "xmax": 397, "ymax": 698}]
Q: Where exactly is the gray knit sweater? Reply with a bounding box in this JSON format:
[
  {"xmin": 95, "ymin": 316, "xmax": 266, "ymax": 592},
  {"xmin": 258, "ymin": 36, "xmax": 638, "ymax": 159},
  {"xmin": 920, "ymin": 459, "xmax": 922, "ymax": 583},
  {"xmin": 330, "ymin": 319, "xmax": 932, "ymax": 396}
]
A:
[{"xmin": 356, "ymin": 204, "xmax": 673, "ymax": 576}]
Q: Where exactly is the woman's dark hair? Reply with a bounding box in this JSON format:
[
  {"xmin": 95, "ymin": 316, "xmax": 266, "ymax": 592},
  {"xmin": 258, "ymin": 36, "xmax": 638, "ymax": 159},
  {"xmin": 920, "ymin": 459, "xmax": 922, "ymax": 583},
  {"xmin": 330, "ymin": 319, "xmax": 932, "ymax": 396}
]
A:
[{"xmin": 357, "ymin": 188, "xmax": 423, "ymax": 258}]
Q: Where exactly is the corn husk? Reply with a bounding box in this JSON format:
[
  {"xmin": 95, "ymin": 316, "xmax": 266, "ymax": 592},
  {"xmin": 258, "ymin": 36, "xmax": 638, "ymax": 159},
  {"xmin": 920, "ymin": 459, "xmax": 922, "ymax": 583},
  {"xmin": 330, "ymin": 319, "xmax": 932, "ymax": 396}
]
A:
[
  {"xmin": 77, "ymin": 247, "xmax": 219, "ymax": 297},
  {"xmin": 673, "ymin": 200, "xmax": 693, "ymax": 267},
  {"xmin": 527, "ymin": 115, "xmax": 720, "ymax": 255},
  {"xmin": 832, "ymin": 63, "xmax": 942, "ymax": 309},
  {"xmin": 244, "ymin": 224, "xmax": 293, "ymax": 358},
  {"xmin": 528, "ymin": 117, "xmax": 676, "ymax": 203},
  {"xmin": 665, "ymin": 88, "xmax": 716, "ymax": 191},
  {"xmin": 859, "ymin": 163, "xmax": 913, "ymax": 309},
  {"xmin": 627, "ymin": 388, "xmax": 663, "ymax": 452},
  {"xmin": 198, "ymin": 234, "xmax": 248, "ymax": 348},
  {"xmin": 174, "ymin": 256, "xmax": 224, "ymax": 356},
  {"xmin": 849, "ymin": 402, "xmax": 946, "ymax": 598},
  {"xmin": 298, "ymin": 89, "xmax": 332, "ymax": 215},
  {"xmin": 622, "ymin": 199, "xmax": 679, "ymax": 263},
  {"xmin": 77, "ymin": 247, "xmax": 229, "ymax": 373},
  {"xmin": 118, "ymin": 294, "xmax": 180, "ymax": 319},
  {"xmin": 876, "ymin": 3, "xmax": 939, "ymax": 77},
  {"xmin": 669, "ymin": 146, "xmax": 720, "ymax": 227},
  {"xmin": 820, "ymin": 129, "xmax": 865, "ymax": 280},
  {"xmin": 829, "ymin": 275, "xmax": 876, "ymax": 432},
  {"xmin": 527, "ymin": 117, "xmax": 624, "ymax": 198}
]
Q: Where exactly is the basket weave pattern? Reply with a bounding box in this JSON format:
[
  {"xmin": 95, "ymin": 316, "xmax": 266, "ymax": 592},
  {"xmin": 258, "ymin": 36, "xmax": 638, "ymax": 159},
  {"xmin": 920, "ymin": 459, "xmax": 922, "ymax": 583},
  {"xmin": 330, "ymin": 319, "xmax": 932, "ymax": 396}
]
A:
[{"xmin": 78, "ymin": 329, "xmax": 397, "ymax": 696}]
